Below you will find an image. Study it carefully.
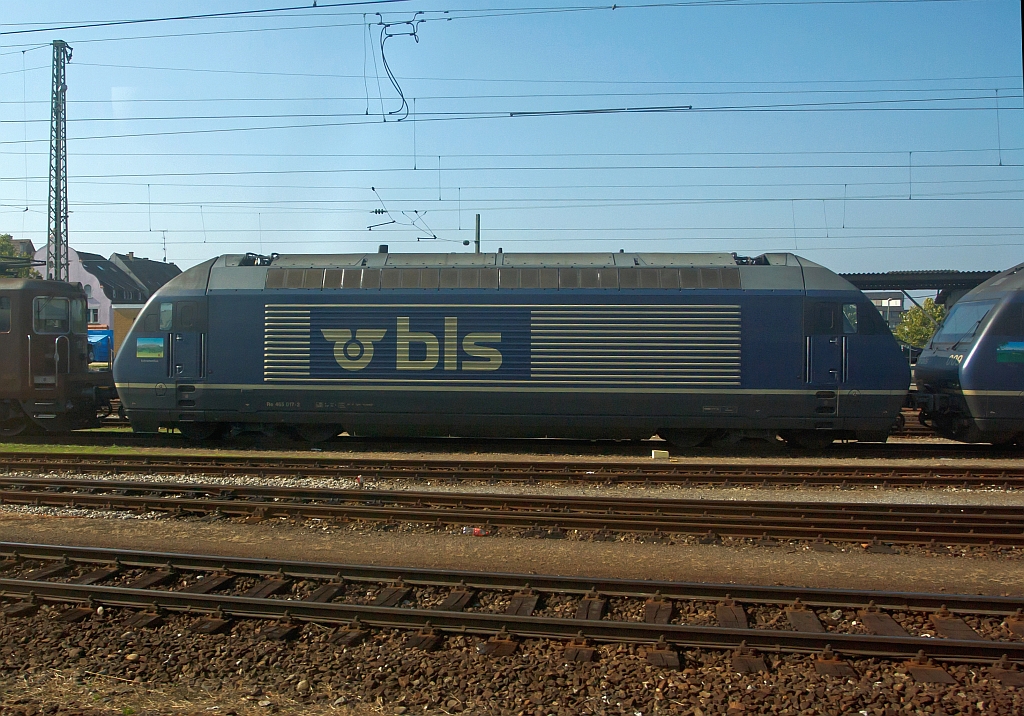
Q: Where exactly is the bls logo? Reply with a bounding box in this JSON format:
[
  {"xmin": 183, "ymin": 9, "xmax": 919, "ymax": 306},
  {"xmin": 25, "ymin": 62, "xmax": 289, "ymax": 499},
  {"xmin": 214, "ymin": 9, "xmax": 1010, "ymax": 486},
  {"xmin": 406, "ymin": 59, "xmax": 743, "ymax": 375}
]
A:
[
  {"xmin": 321, "ymin": 329, "xmax": 387, "ymax": 371},
  {"xmin": 321, "ymin": 317, "xmax": 502, "ymax": 372}
]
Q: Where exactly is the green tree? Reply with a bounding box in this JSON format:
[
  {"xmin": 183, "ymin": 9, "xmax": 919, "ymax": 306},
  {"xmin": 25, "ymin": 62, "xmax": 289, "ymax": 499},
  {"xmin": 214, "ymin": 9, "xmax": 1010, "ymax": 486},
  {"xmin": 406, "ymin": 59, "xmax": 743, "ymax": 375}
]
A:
[
  {"xmin": 894, "ymin": 297, "xmax": 946, "ymax": 348},
  {"xmin": 0, "ymin": 233, "xmax": 38, "ymax": 278}
]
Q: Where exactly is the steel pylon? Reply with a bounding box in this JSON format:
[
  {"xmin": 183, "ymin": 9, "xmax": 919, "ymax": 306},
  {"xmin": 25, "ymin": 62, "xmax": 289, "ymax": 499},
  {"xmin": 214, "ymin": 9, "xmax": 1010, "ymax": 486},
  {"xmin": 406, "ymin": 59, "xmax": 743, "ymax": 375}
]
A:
[{"xmin": 46, "ymin": 40, "xmax": 72, "ymax": 283}]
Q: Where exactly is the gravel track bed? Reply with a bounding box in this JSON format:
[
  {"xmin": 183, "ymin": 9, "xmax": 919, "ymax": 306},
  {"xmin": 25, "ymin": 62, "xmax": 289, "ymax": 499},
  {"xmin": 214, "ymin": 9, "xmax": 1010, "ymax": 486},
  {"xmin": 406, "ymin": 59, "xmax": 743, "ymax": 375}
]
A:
[
  {"xmin": 8, "ymin": 469, "xmax": 1024, "ymax": 506},
  {"xmin": 3, "ymin": 602, "xmax": 1024, "ymax": 715}
]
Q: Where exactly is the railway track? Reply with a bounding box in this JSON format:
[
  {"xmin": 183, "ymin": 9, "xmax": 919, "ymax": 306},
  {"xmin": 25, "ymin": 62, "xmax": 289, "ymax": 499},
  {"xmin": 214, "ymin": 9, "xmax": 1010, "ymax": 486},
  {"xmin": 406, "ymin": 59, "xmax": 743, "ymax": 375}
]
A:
[
  {"xmin": 2, "ymin": 475, "xmax": 1023, "ymax": 547},
  {"xmin": 2, "ymin": 542, "xmax": 1022, "ymax": 672},
  {"xmin": 2, "ymin": 449, "xmax": 1023, "ymax": 488}
]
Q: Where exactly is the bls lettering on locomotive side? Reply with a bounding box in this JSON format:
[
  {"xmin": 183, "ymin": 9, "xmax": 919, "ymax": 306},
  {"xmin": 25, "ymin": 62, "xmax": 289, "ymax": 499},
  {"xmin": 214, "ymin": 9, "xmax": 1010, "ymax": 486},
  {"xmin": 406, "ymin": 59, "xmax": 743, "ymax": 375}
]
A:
[
  {"xmin": 265, "ymin": 308, "xmax": 519, "ymax": 383},
  {"xmin": 319, "ymin": 316, "xmax": 503, "ymax": 373}
]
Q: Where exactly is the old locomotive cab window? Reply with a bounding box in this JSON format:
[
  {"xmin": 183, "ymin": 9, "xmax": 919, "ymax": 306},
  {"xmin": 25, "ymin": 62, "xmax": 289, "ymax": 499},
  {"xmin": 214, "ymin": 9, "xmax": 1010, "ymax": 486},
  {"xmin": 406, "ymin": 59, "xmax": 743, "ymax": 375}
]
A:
[
  {"xmin": 0, "ymin": 297, "xmax": 10, "ymax": 333},
  {"xmin": 71, "ymin": 299, "xmax": 88, "ymax": 334},
  {"xmin": 267, "ymin": 265, "xmax": 744, "ymax": 290},
  {"xmin": 33, "ymin": 296, "xmax": 70, "ymax": 334}
]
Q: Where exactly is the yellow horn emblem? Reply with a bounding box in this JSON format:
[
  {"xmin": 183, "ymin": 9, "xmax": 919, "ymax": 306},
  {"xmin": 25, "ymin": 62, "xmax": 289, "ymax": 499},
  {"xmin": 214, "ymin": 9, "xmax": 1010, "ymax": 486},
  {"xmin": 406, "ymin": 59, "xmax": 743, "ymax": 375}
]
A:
[{"xmin": 321, "ymin": 328, "xmax": 387, "ymax": 371}]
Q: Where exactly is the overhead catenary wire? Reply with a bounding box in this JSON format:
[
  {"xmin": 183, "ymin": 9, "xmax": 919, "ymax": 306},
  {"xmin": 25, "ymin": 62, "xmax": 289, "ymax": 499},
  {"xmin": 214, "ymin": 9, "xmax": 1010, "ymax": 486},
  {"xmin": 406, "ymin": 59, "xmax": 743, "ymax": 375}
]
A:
[
  {"xmin": 0, "ymin": 0, "xmax": 415, "ymax": 37},
  {"xmin": 1, "ymin": 3, "xmax": 1018, "ymax": 267}
]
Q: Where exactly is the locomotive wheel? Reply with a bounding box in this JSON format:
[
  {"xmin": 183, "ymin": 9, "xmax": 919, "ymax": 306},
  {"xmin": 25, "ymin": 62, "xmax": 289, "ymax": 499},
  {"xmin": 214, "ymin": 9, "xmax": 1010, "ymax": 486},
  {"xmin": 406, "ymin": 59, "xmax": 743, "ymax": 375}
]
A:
[
  {"xmin": 295, "ymin": 424, "xmax": 342, "ymax": 443},
  {"xmin": 782, "ymin": 430, "xmax": 836, "ymax": 450},
  {"xmin": 0, "ymin": 418, "xmax": 31, "ymax": 439},
  {"xmin": 660, "ymin": 429, "xmax": 712, "ymax": 449},
  {"xmin": 179, "ymin": 422, "xmax": 223, "ymax": 441}
]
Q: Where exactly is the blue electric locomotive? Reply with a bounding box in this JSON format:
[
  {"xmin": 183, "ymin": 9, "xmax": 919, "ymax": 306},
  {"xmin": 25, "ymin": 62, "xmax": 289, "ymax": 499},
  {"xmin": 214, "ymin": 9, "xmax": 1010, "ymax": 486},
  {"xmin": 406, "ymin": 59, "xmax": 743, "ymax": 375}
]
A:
[
  {"xmin": 916, "ymin": 262, "xmax": 1024, "ymax": 444},
  {"xmin": 112, "ymin": 250, "xmax": 909, "ymax": 448}
]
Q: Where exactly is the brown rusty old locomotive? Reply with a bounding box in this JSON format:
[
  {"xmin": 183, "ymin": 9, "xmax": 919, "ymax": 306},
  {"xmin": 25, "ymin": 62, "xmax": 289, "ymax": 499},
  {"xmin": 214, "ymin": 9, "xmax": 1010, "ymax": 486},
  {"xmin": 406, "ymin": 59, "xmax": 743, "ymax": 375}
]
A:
[{"xmin": 0, "ymin": 277, "xmax": 115, "ymax": 437}]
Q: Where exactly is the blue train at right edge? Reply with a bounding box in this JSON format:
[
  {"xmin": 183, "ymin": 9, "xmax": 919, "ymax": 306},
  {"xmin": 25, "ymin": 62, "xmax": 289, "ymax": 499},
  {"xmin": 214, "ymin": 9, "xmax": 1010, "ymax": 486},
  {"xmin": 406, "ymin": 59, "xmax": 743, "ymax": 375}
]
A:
[{"xmin": 916, "ymin": 262, "xmax": 1024, "ymax": 445}]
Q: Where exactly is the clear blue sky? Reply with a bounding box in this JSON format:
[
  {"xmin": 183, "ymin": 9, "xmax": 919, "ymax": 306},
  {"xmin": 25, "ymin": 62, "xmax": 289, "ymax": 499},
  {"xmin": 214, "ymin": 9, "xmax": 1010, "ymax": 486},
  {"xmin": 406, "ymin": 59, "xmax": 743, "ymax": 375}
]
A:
[{"xmin": 0, "ymin": 0, "xmax": 1021, "ymax": 273}]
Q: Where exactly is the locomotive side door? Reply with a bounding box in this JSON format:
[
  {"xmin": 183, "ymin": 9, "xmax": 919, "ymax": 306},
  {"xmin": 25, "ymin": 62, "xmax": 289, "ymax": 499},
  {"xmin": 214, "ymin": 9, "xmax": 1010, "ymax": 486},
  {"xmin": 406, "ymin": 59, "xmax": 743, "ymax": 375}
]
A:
[
  {"xmin": 171, "ymin": 302, "xmax": 202, "ymax": 380},
  {"xmin": 29, "ymin": 295, "xmax": 71, "ymax": 391},
  {"xmin": 804, "ymin": 301, "xmax": 842, "ymax": 417},
  {"xmin": 171, "ymin": 301, "xmax": 206, "ymax": 413}
]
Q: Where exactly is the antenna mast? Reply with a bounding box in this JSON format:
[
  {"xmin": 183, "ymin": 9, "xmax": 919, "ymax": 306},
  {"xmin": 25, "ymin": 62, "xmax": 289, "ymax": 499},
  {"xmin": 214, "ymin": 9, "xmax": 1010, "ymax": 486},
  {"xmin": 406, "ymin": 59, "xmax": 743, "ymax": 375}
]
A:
[{"xmin": 46, "ymin": 40, "xmax": 72, "ymax": 282}]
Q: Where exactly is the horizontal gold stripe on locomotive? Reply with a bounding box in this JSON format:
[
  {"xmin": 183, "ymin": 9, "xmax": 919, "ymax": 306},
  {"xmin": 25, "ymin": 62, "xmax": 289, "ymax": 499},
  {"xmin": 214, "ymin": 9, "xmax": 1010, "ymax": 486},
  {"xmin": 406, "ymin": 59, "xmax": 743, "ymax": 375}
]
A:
[
  {"xmin": 531, "ymin": 330, "xmax": 739, "ymax": 336},
  {"xmin": 118, "ymin": 381, "xmax": 906, "ymax": 396},
  {"xmin": 531, "ymin": 374, "xmax": 740, "ymax": 379},
  {"xmin": 265, "ymin": 302, "xmax": 311, "ymax": 383},
  {"xmin": 528, "ymin": 360, "xmax": 737, "ymax": 366},
  {"xmin": 529, "ymin": 367, "xmax": 741, "ymax": 376},
  {"xmin": 266, "ymin": 380, "xmax": 742, "ymax": 387},
  {"xmin": 531, "ymin": 306, "xmax": 739, "ymax": 380},
  {"xmin": 533, "ymin": 343, "xmax": 738, "ymax": 350},
  {"xmin": 532, "ymin": 348, "xmax": 741, "ymax": 354},
  {"xmin": 961, "ymin": 390, "xmax": 1024, "ymax": 397},
  {"xmin": 265, "ymin": 303, "xmax": 741, "ymax": 310},
  {"xmin": 532, "ymin": 321, "xmax": 741, "ymax": 325},
  {"xmin": 531, "ymin": 315, "xmax": 739, "ymax": 321},
  {"xmin": 533, "ymin": 307, "xmax": 740, "ymax": 312}
]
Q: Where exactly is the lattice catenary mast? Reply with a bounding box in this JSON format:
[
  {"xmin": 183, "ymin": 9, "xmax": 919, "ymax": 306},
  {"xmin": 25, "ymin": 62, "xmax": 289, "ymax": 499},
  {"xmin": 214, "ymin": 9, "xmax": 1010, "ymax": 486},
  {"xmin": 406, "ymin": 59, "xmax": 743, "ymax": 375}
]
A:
[{"xmin": 46, "ymin": 40, "xmax": 72, "ymax": 282}]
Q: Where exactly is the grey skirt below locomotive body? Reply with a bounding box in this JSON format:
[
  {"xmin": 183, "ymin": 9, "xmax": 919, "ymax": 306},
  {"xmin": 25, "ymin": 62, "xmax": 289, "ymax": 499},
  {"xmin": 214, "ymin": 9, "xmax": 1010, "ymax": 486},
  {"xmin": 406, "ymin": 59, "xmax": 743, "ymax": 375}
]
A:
[{"xmin": 112, "ymin": 251, "xmax": 909, "ymax": 448}]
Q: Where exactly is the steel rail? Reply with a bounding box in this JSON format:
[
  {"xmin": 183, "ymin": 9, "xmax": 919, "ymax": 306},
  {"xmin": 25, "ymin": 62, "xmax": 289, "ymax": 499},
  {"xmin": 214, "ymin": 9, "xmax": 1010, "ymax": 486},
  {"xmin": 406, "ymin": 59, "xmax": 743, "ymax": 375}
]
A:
[
  {"xmin": 2, "ymin": 477, "xmax": 1023, "ymax": 546},
  {"xmin": 3, "ymin": 577, "xmax": 1020, "ymax": 663},
  {"xmin": 3, "ymin": 542, "xmax": 1022, "ymax": 614},
  {"xmin": 8, "ymin": 474, "xmax": 1024, "ymax": 521},
  {"xmin": 2, "ymin": 451, "xmax": 1024, "ymax": 487},
  {"xmin": 6, "ymin": 479, "xmax": 1024, "ymax": 544}
]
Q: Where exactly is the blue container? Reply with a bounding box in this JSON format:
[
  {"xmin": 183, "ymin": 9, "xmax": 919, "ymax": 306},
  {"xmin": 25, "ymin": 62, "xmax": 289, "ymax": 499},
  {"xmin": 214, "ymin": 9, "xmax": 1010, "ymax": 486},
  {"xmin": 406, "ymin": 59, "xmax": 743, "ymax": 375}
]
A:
[{"xmin": 88, "ymin": 329, "xmax": 113, "ymax": 363}]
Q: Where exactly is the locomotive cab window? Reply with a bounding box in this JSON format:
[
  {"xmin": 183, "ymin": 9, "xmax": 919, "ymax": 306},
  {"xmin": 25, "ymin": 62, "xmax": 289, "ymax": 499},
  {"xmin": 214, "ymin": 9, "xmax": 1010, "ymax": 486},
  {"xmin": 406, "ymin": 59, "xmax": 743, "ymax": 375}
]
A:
[
  {"xmin": 806, "ymin": 302, "xmax": 839, "ymax": 335},
  {"xmin": 159, "ymin": 302, "xmax": 173, "ymax": 331},
  {"xmin": 33, "ymin": 296, "xmax": 69, "ymax": 334},
  {"xmin": 842, "ymin": 304, "xmax": 858, "ymax": 334},
  {"xmin": 71, "ymin": 299, "xmax": 88, "ymax": 334},
  {"xmin": 931, "ymin": 300, "xmax": 997, "ymax": 348},
  {"xmin": 0, "ymin": 297, "xmax": 10, "ymax": 333},
  {"xmin": 178, "ymin": 302, "xmax": 197, "ymax": 330}
]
